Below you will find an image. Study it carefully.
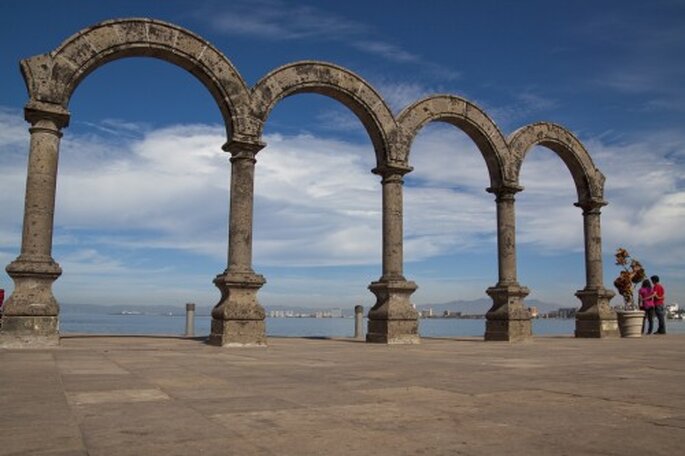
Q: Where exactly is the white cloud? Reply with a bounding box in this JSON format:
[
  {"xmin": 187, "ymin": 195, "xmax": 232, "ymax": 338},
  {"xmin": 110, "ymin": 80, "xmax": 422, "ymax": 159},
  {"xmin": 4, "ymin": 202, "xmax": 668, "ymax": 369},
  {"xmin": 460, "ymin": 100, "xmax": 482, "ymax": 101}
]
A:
[
  {"xmin": 351, "ymin": 40, "xmax": 420, "ymax": 64},
  {"xmin": 588, "ymin": 131, "xmax": 685, "ymax": 268},
  {"xmin": 374, "ymin": 81, "xmax": 438, "ymax": 113},
  {"xmin": 205, "ymin": 0, "xmax": 365, "ymax": 41},
  {"xmin": 2, "ymin": 109, "xmax": 685, "ymax": 307},
  {"xmin": 480, "ymin": 91, "xmax": 558, "ymax": 129}
]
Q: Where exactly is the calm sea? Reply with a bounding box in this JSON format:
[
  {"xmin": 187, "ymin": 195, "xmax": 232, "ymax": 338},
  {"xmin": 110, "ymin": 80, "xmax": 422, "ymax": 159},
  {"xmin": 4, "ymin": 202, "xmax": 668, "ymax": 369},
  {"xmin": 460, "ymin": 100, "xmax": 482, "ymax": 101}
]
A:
[{"xmin": 58, "ymin": 311, "xmax": 685, "ymax": 338}]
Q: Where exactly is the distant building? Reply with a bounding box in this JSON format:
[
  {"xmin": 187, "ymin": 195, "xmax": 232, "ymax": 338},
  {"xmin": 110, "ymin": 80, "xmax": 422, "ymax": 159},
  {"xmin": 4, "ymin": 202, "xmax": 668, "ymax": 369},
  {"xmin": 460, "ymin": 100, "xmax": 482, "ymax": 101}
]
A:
[
  {"xmin": 554, "ymin": 307, "xmax": 577, "ymax": 319},
  {"xmin": 528, "ymin": 306, "xmax": 539, "ymax": 318}
]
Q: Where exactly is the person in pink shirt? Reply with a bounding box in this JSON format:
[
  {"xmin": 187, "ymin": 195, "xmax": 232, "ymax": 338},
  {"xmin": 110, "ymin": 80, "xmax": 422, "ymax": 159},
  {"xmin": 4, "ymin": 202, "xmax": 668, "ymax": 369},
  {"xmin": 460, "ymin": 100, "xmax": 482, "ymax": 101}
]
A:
[
  {"xmin": 651, "ymin": 275, "xmax": 667, "ymax": 334},
  {"xmin": 638, "ymin": 279, "xmax": 655, "ymax": 335}
]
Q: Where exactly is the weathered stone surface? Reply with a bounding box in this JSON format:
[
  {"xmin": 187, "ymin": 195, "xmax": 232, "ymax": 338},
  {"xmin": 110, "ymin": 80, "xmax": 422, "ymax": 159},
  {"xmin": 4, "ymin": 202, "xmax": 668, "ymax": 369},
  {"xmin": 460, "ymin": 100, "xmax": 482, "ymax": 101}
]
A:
[
  {"xmin": 252, "ymin": 61, "xmax": 395, "ymax": 167},
  {"xmin": 367, "ymin": 280, "xmax": 419, "ymax": 344},
  {"xmin": 507, "ymin": 122, "xmax": 602, "ymax": 202},
  {"xmin": 21, "ymin": 18, "xmax": 250, "ymax": 139},
  {"xmin": 4, "ymin": 17, "xmax": 616, "ymax": 346},
  {"xmin": 397, "ymin": 95, "xmax": 507, "ymax": 188},
  {"xmin": 209, "ymin": 272, "xmax": 267, "ymax": 347},
  {"xmin": 485, "ymin": 284, "xmax": 532, "ymax": 342},
  {"xmin": 575, "ymin": 288, "xmax": 618, "ymax": 338},
  {"xmin": 209, "ymin": 319, "xmax": 266, "ymax": 347}
]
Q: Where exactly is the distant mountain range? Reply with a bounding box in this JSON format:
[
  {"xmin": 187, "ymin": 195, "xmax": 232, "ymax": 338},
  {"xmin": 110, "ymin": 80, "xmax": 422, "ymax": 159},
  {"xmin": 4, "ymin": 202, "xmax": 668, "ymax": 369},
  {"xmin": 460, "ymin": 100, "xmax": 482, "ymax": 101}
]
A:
[{"xmin": 61, "ymin": 297, "xmax": 560, "ymax": 317}]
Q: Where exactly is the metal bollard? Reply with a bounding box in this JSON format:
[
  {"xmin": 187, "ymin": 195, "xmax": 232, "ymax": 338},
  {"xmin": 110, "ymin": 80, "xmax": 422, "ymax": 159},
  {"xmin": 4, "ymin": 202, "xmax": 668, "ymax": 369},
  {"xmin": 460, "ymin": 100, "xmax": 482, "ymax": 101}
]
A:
[
  {"xmin": 185, "ymin": 303, "xmax": 196, "ymax": 337},
  {"xmin": 354, "ymin": 305, "xmax": 364, "ymax": 339}
]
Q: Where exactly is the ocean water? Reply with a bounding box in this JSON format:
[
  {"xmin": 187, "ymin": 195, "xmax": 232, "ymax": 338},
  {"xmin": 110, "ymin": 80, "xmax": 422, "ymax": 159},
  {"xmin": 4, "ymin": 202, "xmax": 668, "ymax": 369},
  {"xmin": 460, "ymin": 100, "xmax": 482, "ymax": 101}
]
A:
[{"xmin": 58, "ymin": 311, "xmax": 685, "ymax": 338}]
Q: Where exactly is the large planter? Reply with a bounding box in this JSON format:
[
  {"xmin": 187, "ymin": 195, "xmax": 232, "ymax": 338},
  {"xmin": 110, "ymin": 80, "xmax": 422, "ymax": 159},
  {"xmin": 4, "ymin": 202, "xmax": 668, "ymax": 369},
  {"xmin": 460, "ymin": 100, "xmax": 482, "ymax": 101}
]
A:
[{"xmin": 617, "ymin": 310, "xmax": 645, "ymax": 338}]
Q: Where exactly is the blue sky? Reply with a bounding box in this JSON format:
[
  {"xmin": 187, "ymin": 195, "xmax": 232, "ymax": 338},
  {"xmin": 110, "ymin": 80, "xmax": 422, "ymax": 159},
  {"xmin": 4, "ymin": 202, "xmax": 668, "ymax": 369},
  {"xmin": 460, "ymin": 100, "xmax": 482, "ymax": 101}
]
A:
[{"xmin": 1, "ymin": 0, "xmax": 684, "ymax": 310}]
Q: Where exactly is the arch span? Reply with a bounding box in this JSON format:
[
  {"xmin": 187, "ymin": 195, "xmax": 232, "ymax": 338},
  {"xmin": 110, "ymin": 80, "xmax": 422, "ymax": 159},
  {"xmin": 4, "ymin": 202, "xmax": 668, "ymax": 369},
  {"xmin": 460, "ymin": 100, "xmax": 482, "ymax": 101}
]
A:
[
  {"xmin": 251, "ymin": 61, "xmax": 396, "ymax": 166},
  {"xmin": 20, "ymin": 18, "xmax": 251, "ymax": 139},
  {"xmin": 508, "ymin": 122, "xmax": 605, "ymax": 203},
  {"xmin": 397, "ymin": 95, "xmax": 509, "ymax": 189}
]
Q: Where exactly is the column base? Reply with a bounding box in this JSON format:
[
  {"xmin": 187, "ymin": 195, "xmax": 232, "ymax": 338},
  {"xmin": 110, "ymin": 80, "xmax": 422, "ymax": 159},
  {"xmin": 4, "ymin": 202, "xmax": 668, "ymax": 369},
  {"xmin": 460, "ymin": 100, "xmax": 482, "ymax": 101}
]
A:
[
  {"xmin": 1, "ymin": 257, "xmax": 62, "ymax": 346},
  {"xmin": 574, "ymin": 288, "xmax": 618, "ymax": 338},
  {"xmin": 208, "ymin": 271, "xmax": 267, "ymax": 347},
  {"xmin": 0, "ymin": 316, "xmax": 60, "ymax": 347},
  {"xmin": 366, "ymin": 279, "xmax": 419, "ymax": 344},
  {"xmin": 484, "ymin": 319, "xmax": 532, "ymax": 342},
  {"xmin": 485, "ymin": 284, "xmax": 532, "ymax": 342},
  {"xmin": 208, "ymin": 319, "xmax": 266, "ymax": 347}
]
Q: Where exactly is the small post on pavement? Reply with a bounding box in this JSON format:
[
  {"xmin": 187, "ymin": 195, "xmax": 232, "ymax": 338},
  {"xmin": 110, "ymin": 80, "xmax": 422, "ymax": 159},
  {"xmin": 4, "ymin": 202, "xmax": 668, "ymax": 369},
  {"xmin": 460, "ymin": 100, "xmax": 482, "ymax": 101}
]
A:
[
  {"xmin": 354, "ymin": 305, "xmax": 364, "ymax": 339},
  {"xmin": 185, "ymin": 303, "xmax": 196, "ymax": 337}
]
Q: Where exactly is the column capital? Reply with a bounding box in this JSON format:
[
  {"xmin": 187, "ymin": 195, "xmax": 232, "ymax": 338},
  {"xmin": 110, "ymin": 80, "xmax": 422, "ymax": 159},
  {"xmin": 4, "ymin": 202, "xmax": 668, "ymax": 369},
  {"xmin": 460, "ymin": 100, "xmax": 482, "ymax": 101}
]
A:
[
  {"xmin": 574, "ymin": 198, "xmax": 607, "ymax": 214},
  {"xmin": 372, "ymin": 162, "xmax": 413, "ymax": 183},
  {"xmin": 222, "ymin": 137, "xmax": 266, "ymax": 157},
  {"xmin": 24, "ymin": 100, "xmax": 70, "ymax": 129},
  {"xmin": 486, "ymin": 183, "xmax": 523, "ymax": 201}
]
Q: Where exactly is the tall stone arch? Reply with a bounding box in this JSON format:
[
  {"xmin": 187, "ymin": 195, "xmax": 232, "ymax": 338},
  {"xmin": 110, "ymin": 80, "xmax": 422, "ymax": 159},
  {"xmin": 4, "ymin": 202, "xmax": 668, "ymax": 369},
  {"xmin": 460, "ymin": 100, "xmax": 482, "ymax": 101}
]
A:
[
  {"xmin": 251, "ymin": 62, "xmax": 419, "ymax": 344},
  {"xmin": 1, "ymin": 18, "xmax": 254, "ymax": 347},
  {"xmin": 508, "ymin": 122, "xmax": 617, "ymax": 338},
  {"xmin": 398, "ymin": 95, "xmax": 532, "ymax": 341},
  {"xmin": 20, "ymin": 18, "xmax": 252, "ymax": 139},
  {"xmin": 397, "ymin": 95, "xmax": 509, "ymax": 188},
  {"xmin": 252, "ymin": 61, "xmax": 396, "ymax": 167}
]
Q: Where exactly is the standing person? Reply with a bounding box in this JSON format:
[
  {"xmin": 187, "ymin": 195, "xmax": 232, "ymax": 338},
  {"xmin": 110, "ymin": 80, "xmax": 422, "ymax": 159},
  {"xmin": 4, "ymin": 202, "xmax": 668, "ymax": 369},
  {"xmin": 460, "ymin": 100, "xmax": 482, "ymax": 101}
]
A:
[
  {"xmin": 638, "ymin": 279, "xmax": 655, "ymax": 335},
  {"xmin": 652, "ymin": 275, "xmax": 667, "ymax": 334},
  {"xmin": 0, "ymin": 288, "xmax": 4, "ymax": 328}
]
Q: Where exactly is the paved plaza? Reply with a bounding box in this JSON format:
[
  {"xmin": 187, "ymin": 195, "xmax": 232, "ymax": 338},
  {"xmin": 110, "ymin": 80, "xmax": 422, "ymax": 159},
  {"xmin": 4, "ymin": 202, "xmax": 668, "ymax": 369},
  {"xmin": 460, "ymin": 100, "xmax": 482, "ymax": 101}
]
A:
[{"xmin": 2, "ymin": 334, "xmax": 684, "ymax": 455}]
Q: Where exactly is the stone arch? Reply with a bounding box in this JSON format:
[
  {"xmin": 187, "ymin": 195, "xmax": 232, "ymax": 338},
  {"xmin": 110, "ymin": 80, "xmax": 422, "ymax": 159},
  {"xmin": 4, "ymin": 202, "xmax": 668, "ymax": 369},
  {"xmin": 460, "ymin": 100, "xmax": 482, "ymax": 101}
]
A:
[
  {"xmin": 397, "ymin": 95, "xmax": 509, "ymax": 189},
  {"xmin": 509, "ymin": 122, "xmax": 615, "ymax": 339},
  {"xmin": 508, "ymin": 122, "xmax": 605, "ymax": 203},
  {"xmin": 19, "ymin": 17, "xmax": 251, "ymax": 139},
  {"xmin": 251, "ymin": 61, "xmax": 396, "ymax": 166}
]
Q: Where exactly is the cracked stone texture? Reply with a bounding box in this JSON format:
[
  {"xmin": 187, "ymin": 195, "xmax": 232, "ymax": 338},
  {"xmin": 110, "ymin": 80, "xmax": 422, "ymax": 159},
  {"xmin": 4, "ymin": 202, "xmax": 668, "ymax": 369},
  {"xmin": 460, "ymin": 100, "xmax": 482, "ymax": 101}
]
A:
[{"xmin": 2, "ymin": 335, "xmax": 684, "ymax": 455}]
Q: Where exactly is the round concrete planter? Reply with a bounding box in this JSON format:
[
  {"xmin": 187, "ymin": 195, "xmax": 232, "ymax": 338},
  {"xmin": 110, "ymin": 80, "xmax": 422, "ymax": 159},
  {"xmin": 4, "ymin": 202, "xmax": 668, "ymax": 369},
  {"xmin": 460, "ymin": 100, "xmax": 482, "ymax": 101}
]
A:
[{"xmin": 617, "ymin": 310, "xmax": 645, "ymax": 338}]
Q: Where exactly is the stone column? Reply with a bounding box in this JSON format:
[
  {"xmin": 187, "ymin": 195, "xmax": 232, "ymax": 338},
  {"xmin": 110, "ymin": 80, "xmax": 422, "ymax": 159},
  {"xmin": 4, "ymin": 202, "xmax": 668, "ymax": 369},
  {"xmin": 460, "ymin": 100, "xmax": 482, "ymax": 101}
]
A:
[
  {"xmin": 1, "ymin": 102, "xmax": 70, "ymax": 347},
  {"xmin": 354, "ymin": 305, "xmax": 364, "ymax": 340},
  {"xmin": 185, "ymin": 303, "xmax": 196, "ymax": 337},
  {"xmin": 209, "ymin": 139, "xmax": 267, "ymax": 347},
  {"xmin": 367, "ymin": 164, "xmax": 419, "ymax": 344},
  {"xmin": 574, "ymin": 199, "xmax": 618, "ymax": 338},
  {"xmin": 485, "ymin": 184, "xmax": 532, "ymax": 342}
]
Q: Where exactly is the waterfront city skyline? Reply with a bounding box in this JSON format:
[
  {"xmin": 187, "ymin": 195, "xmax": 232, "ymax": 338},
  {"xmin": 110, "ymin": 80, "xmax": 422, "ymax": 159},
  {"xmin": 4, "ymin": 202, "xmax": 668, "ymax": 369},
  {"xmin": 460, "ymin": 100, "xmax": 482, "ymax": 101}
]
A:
[{"xmin": 1, "ymin": 0, "xmax": 684, "ymax": 310}]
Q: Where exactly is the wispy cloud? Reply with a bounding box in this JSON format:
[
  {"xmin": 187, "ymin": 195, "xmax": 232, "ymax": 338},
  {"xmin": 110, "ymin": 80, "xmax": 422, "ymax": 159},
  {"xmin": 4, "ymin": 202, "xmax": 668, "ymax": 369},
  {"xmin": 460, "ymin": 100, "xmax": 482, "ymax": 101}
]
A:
[
  {"xmin": 205, "ymin": 0, "xmax": 365, "ymax": 40},
  {"xmin": 576, "ymin": 7, "xmax": 685, "ymax": 112},
  {"xmin": 373, "ymin": 80, "xmax": 438, "ymax": 113},
  {"xmin": 200, "ymin": 0, "xmax": 459, "ymax": 76},
  {"xmin": 350, "ymin": 40, "xmax": 420, "ymax": 64},
  {"xmin": 481, "ymin": 91, "xmax": 558, "ymax": 129}
]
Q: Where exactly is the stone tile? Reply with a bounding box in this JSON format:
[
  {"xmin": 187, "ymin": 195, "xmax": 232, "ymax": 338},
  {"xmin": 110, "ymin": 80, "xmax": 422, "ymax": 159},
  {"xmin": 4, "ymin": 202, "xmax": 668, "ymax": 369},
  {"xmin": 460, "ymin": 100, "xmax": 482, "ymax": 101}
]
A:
[
  {"xmin": 3, "ymin": 335, "xmax": 685, "ymax": 455},
  {"xmin": 60, "ymin": 373, "xmax": 151, "ymax": 393},
  {"xmin": 56, "ymin": 359, "xmax": 129, "ymax": 375},
  {"xmin": 87, "ymin": 437, "xmax": 271, "ymax": 456},
  {"xmin": 66, "ymin": 388, "xmax": 171, "ymax": 405},
  {"xmin": 73, "ymin": 401, "xmax": 231, "ymax": 451},
  {"xmin": 184, "ymin": 395, "xmax": 302, "ymax": 415}
]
